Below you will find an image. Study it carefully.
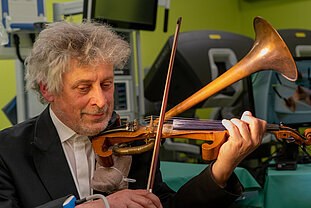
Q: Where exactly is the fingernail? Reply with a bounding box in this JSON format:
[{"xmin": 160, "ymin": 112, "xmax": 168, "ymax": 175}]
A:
[{"xmin": 222, "ymin": 119, "xmax": 229, "ymax": 126}]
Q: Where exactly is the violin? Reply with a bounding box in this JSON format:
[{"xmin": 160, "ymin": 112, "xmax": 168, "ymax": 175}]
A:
[{"xmin": 92, "ymin": 116, "xmax": 311, "ymax": 167}]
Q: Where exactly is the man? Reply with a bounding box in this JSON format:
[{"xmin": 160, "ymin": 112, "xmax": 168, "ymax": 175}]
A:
[{"xmin": 0, "ymin": 21, "xmax": 267, "ymax": 208}]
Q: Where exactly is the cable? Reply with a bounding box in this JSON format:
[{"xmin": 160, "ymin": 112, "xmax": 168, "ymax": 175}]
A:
[
  {"xmin": 13, "ymin": 34, "xmax": 25, "ymax": 64},
  {"xmin": 75, "ymin": 194, "xmax": 110, "ymax": 208}
]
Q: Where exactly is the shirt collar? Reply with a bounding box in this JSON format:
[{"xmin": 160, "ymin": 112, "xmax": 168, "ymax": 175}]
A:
[{"xmin": 49, "ymin": 106, "xmax": 76, "ymax": 143}]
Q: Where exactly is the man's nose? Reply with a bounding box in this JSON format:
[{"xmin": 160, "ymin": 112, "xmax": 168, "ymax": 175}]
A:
[{"xmin": 90, "ymin": 87, "xmax": 107, "ymax": 108}]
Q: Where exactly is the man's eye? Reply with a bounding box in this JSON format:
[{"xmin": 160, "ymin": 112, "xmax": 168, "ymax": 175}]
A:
[
  {"xmin": 78, "ymin": 86, "xmax": 90, "ymax": 93},
  {"xmin": 102, "ymin": 82, "xmax": 113, "ymax": 89}
]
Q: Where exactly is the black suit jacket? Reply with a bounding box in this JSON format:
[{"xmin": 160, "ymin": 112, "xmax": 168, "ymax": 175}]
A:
[{"xmin": 0, "ymin": 107, "xmax": 242, "ymax": 208}]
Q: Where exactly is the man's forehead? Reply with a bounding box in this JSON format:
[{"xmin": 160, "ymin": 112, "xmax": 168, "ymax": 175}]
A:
[{"xmin": 69, "ymin": 58, "xmax": 113, "ymax": 68}]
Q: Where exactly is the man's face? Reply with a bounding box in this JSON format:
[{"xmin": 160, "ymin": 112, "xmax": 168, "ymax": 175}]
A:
[{"xmin": 49, "ymin": 61, "xmax": 115, "ymax": 136}]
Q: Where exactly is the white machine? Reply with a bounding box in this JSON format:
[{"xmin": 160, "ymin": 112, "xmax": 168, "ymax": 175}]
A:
[{"xmin": 1, "ymin": 0, "xmax": 46, "ymax": 123}]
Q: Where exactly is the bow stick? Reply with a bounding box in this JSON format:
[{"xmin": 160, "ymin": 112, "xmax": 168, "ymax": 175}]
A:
[{"xmin": 147, "ymin": 17, "xmax": 182, "ymax": 192}]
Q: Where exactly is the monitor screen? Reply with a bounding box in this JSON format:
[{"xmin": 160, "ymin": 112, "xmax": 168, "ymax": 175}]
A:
[
  {"xmin": 253, "ymin": 57, "xmax": 311, "ymax": 128},
  {"xmin": 273, "ymin": 57, "xmax": 311, "ymax": 127},
  {"xmin": 83, "ymin": 0, "xmax": 158, "ymax": 31}
]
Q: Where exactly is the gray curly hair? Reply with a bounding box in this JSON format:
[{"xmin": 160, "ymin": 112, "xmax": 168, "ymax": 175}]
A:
[{"xmin": 25, "ymin": 21, "xmax": 131, "ymax": 103}]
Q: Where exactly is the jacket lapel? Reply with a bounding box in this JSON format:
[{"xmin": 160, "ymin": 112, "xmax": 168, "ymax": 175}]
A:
[{"xmin": 31, "ymin": 108, "xmax": 79, "ymax": 199}]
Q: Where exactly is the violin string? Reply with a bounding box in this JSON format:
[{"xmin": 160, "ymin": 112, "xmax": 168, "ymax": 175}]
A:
[
  {"xmin": 139, "ymin": 115, "xmax": 228, "ymax": 126},
  {"xmin": 172, "ymin": 119, "xmax": 225, "ymax": 130}
]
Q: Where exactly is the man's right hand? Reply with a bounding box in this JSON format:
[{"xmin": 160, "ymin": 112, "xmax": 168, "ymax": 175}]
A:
[{"xmin": 76, "ymin": 189, "xmax": 163, "ymax": 208}]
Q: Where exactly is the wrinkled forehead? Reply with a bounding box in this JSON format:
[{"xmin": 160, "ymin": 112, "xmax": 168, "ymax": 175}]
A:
[{"xmin": 68, "ymin": 58, "xmax": 114, "ymax": 71}]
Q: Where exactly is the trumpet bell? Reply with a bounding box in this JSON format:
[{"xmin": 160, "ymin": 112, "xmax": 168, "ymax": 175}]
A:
[{"xmin": 252, "ymin": 16, "xmax": 297, "ymax": 81}]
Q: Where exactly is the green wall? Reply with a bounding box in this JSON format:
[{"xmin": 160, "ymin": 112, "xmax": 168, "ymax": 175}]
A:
[
  {"xmin": 239, "ymin": 0, "xmax": 311, "ymax": 36},
  {"xmin": 1, "ymin": 0, "xmax": 311, "ymax": 130},
  {"xmin": 0, "ymin": 60, "xmax": 15, "ymax": 129}
]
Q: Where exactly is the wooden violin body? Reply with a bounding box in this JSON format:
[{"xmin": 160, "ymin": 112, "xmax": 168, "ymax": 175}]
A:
[
  {"xmin": 92, "ymin": 118, "xmax": 311, "ymax": 167},
  {"xmin": 92, "ymin": 119, "xmax": 227, "ymax": 166}
]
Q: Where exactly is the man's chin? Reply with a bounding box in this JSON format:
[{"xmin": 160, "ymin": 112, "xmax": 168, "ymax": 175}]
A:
[
  {"xmin": 83, "ymin": 121, "xmax": 108, "ymax": 136},
  {"xmin": 79, "ymin": 127, "xmax": 103, "ymax": 136}
]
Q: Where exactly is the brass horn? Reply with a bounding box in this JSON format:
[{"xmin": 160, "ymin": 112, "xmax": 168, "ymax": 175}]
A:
[{"xmin": 164, "ymin": 16, "xmax": 298, "ymax": 120}]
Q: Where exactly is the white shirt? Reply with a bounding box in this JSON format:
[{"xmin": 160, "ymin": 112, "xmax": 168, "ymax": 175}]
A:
[{"xmin": 49, "ymin": 107, "xmax": 95, "ymax": 198}]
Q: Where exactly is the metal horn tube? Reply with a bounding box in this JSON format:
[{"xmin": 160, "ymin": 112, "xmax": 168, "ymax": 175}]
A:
[{"xmin": 164, "ymin": 16, "xmax": 298, "ymax": 120}]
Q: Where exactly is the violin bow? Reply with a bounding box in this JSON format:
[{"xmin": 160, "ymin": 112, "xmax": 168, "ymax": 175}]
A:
[{"xmin": 147, "ymin": 17, "xmax": 182, "ymax": 192}]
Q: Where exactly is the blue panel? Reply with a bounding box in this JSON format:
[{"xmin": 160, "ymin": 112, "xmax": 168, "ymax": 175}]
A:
[
  {"xmin": 1, "ymin": 0, "xmax": 8, "ymax": 13},
  {"xmin": 10, "ymin": 23, "xmax": 35, "ymax": 30},
  {"xmin": 37, "ymin": 0, "xmax": 45, "ymax": 16},
  {"xmin": 1, "ymin": 0, "xmax": 9, "ymax": 27}
]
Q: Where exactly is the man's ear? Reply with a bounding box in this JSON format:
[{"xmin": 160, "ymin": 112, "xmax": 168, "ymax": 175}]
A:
[{"xmin": 39, "ymin": 83, "xmax": 55, "ymax": 102}]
